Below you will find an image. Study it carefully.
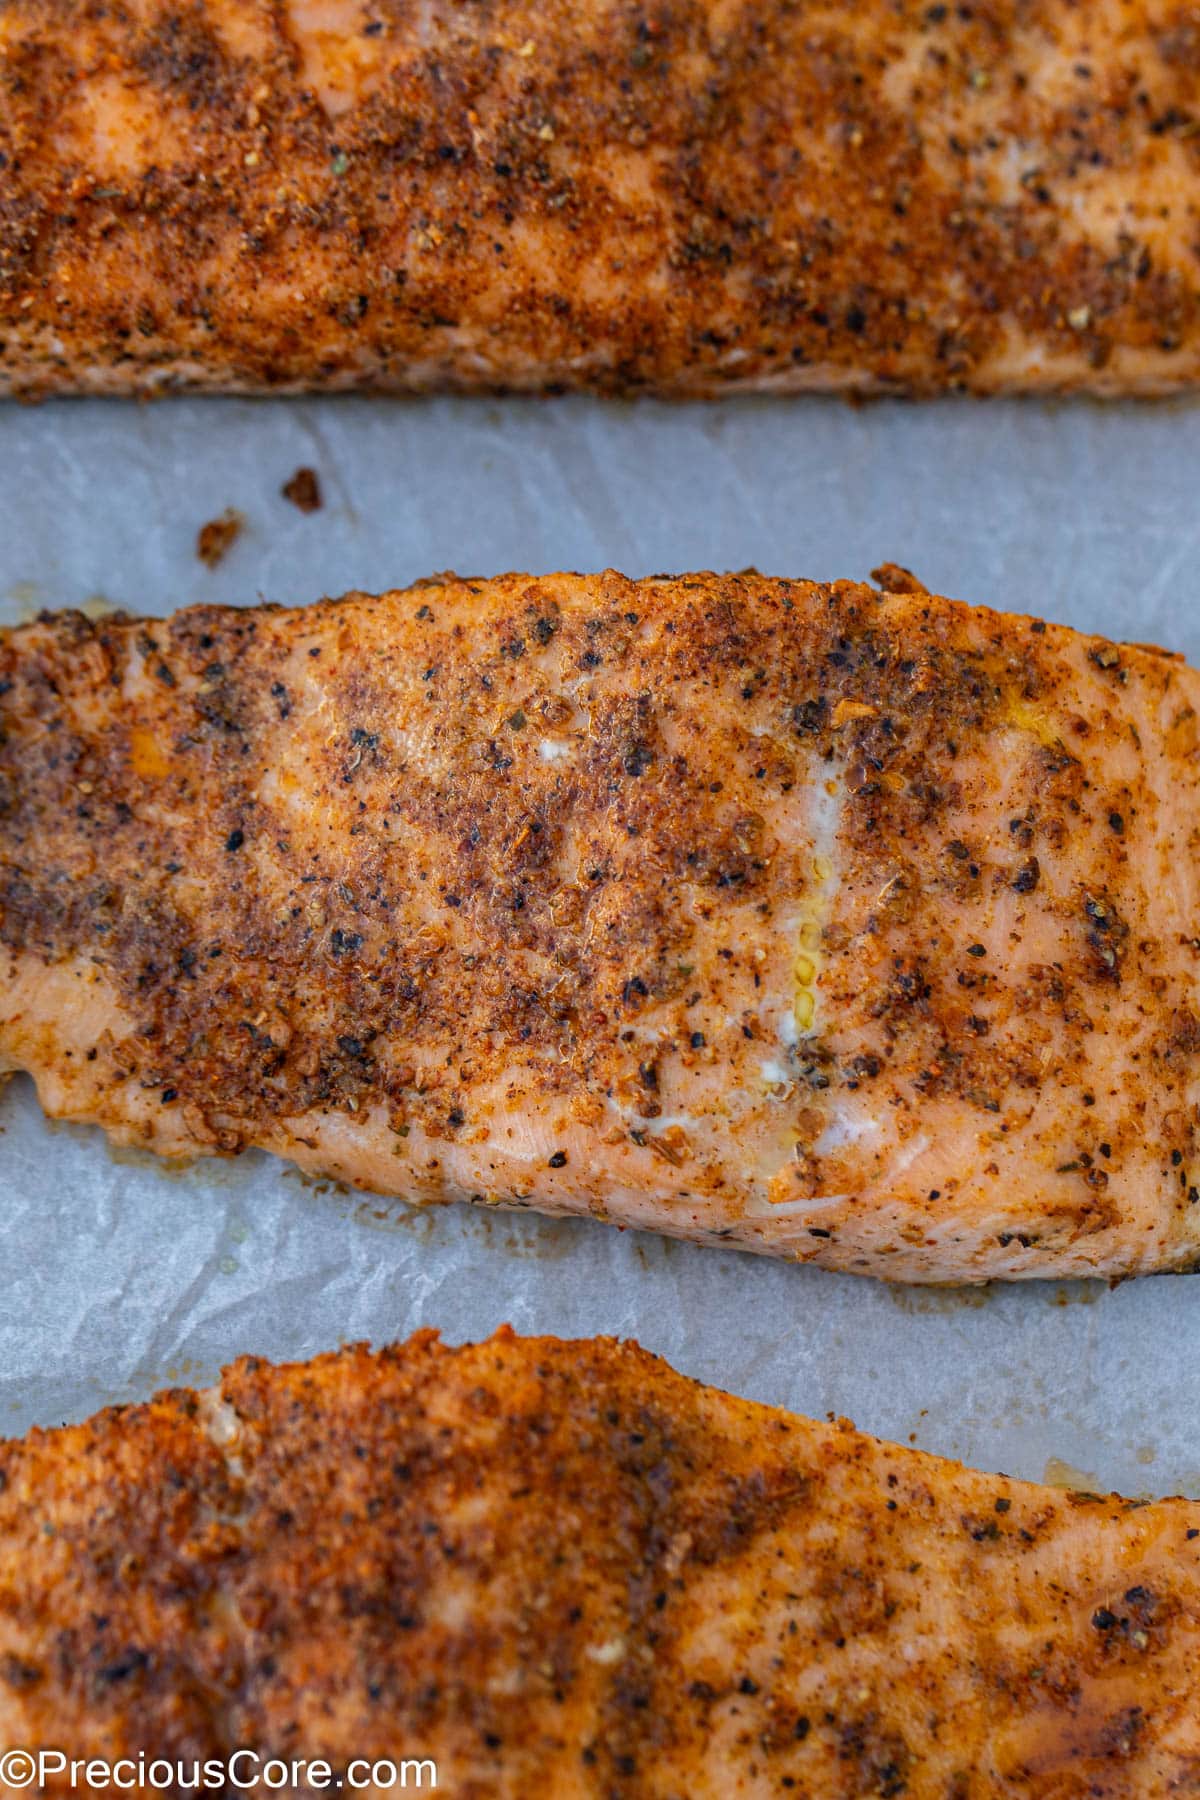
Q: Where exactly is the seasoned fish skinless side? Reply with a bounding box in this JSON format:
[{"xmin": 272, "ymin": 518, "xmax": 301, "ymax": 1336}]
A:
[
  {"xmin": 4, "ymin": 1330, "xmax": 1200, "ymax": 1796},
  {"xmin": 2, "ymin": 569, "xmax": 1200, "ymax": 1282},
  {"xmin": 2, "ymin": 0, "xmax": 1200, "ymax": 395}
]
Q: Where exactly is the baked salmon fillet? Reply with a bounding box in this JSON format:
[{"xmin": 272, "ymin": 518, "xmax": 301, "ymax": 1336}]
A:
[
  {"xmin": 3, "ymin": 1328, "xmax": 1200, "ymax": 1797},
  {"xmin": 1, "ymin": 0, "xmax": 1199, "ymax": 396},
  {"xmin": 3, "ymin": 568, "xmax": 1200, "ymax": 1283}
]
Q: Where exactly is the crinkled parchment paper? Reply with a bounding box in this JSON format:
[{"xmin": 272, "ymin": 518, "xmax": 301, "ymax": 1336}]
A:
[{"xmin": 2, "ymin": 392, "xmax": 1199, "ymax": 1496}]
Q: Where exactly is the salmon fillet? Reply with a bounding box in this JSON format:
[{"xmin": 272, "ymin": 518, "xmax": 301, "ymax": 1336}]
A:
[
  {"xmin": 2, "ymin": 1327, "xmax": 1200, "ymax": 1796},
  {"xmin": 2, "ymin": 568, "xmax": 1200, "ymax": 1283},
  {"xmin": 2, "ymin": 1, "xmax": 1200, "ymax": 396}
]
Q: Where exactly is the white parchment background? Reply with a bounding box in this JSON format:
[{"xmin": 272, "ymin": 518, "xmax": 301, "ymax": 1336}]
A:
[{"xmin": 0, "ymin": 392, "xmax": 1198, "ymax": 1496}]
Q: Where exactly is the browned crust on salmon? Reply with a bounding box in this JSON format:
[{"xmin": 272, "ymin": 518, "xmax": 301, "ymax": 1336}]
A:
[
  {"xmin": 5, "ymin": 569, "xmax": 1200, "ymax": 1281},
  {"xmin": 2, "ymin": 1, "xmax": 1200, "ymax": 396},
  {"xmin": 2, "ymin": 1330, "xmax": 1200, "ymax": 1795}
]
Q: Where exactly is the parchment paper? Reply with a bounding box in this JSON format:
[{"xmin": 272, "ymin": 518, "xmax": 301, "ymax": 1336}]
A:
[{"xmin": 2, "ymin": 391, "xmax": 1199, "ymax": 1497}]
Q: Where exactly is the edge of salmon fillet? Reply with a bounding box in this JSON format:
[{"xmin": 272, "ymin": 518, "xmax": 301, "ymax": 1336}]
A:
[
  {"xmin": 2, "ymin": 1327, "xmax": 1200, "ymax": 1795},
  {"xmin": 3, "ymin": 567, "xmax": 1200, "ymax": 1283},
  {"xmin": 2, "ymin": 1, "xmax": 1200, "ymax": 396}
]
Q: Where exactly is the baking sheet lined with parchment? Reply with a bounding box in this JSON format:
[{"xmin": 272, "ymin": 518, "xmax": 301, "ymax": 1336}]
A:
[{"xmin": 1, "ymin": 391, "xmax": 1198, "ymax": 1495}]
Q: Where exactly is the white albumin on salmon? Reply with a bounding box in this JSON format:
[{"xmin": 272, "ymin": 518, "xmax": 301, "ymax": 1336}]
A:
[
  {"xmin": 2, "ymin": 1, "xmax": 1200, "ymax": 395},
  {"xmin": 4, "ymin": 1329, "xmax": 1200, "ymax": 1796},
  {"xmin": 2, "ymin": 567, "xmax": 1200, "ymax": 1282}
]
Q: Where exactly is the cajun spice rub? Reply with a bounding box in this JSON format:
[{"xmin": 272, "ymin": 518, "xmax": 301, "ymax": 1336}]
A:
[
  {"xmin": 2, "ymin": 1, "xmax": 1200, "ymax": 395},
  {"xmin": 2, "ymin": 569, "xmax": 1200, "ymax": 1281},
  {"xmin": 4, "ymin": 1329, "xmax": 1200, "ymax": 1794}
]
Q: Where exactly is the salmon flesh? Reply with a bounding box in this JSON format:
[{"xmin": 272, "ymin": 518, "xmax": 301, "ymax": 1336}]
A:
[
  {"xmin": 2, "ymin": 1, "xmax": 1200, "ymax": 395},
  {"xmin": 2, "ymin": 569, "xmax": 1200, "ymax": 1282},
  {"xmin": 2, "ymin": 1329, "xmax": 1200, "ymax": 1795}
]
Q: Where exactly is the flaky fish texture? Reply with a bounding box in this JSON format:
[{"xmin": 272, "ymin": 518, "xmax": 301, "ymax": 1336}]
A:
[
  {"xmin": 3, "ymin": 569, "xmax": 1200, "ymax": 1281},
  {"xmin": 3, "ymin": 1330, "xmax": 1200, "ymax": 1796},
  {"xmin": 2, "ymin": 1, "xmax": 1200, "ymax": 395}
]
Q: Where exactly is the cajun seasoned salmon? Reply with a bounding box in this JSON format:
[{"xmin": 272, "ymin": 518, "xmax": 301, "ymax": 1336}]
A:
[
  {"xmin": 1, "ymin": 0, "xmax": 1200, "ymax": 396},
  {"xmin": 2, "ymin": 1328, "xmax": 1200, "ymax": 1796},
  {"xmin": 2, "ymin": 568, "xmax": 1200, "ymax": 1283}
]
